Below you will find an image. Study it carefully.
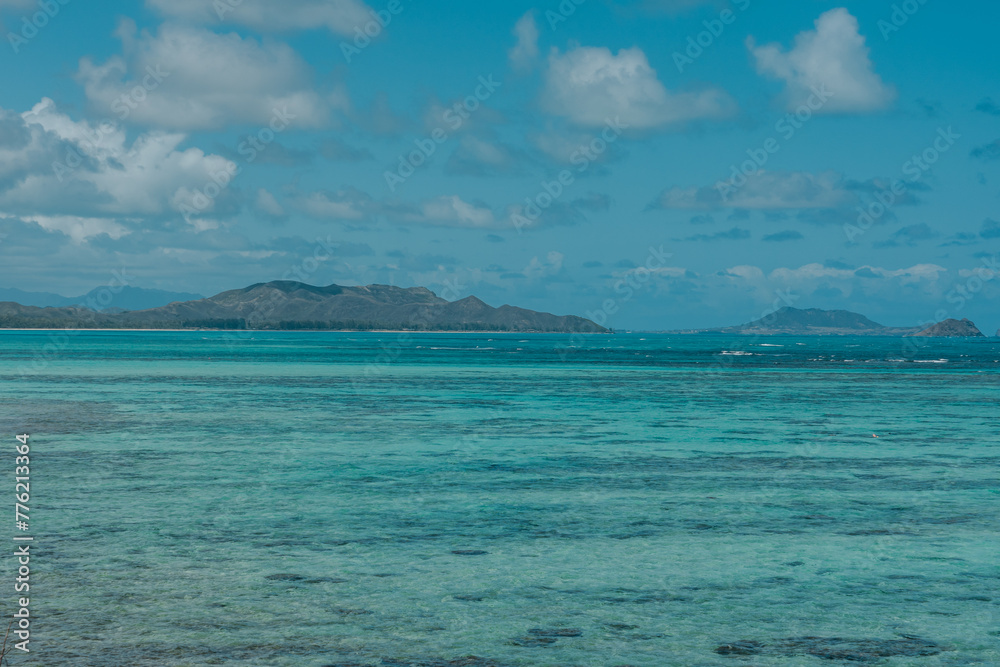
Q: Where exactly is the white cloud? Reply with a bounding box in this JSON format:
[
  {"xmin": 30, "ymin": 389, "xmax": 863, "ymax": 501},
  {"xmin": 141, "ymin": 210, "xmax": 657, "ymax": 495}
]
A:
[
  {"xmin": 455, "ymin": 136, "xmax": 511, "ymax": 167},
  {"xmin": 530, "ymin": 129, "xmax": 587, "ymax": 163},
  {"xmin": 748, "ymin": 8, "xmax": 896, "ymax": 113},
  {"xmin": 529, "ymin": 125, "xmax": 627, "ymax": 167},
  {"xmin": 710, "ymin": 261, "xmax": 951, "ymax": 312},
  {"xmin": 0, "ymin": 108, "xmax": 57, "ymax": 185},
  {"xmin": 21, "ymin": 214, "xmax": 129, "ymax": 244},
  {"xmin": 508, "ymin": 11, "xmax": 539, "ymax": 72},
  {"xmin": 623, "ymin": 264, "xmax": 688, "ymax": 279},
  {"xmin": 600, "ymin": 260, "xmax": 955, "ymax": 319},
  {"xmin": 446, "ymin": 135, "xmax": 525, "ymax": 176},
  {"xmin": 656, "ymin": 171, "xmax": 857, "ymax": 209},
  {"xmin": 750, "ymin": 262, "xmax": 945, "ymax": 288},
  {"xmin": 723, "ymin": 265, "xmax": 766, "ymax": 282},
  {"xmin": 77, "ymin": 21, "xmax": 339, "ymax": 130},
  {"xmin": 420, "ymin": 94, "xmax": 504, "ymax": 136},
  {"xmin": 360, "ymin": 92, "xmax": 411, "ymax": 136},
  {"xmin": 295, "ymin": 190, "xmax": 496, "ymax": 229},
  {"xmin": 524, "ymin": 251, "xmax": 565, "ymax": 279},
  {"xmin": 254, "ymin": 188, "xmax": 286, "ymax": 219},
  {"xmin": 296, "ymin": 190, "xmax": 368, "ymax": 220},
  {"xmin": 878, "ymin": 264, "xmax": 949, "ymax": 284},
  {"xmin": 145, "ymin": 0, "xmax": 373, "ymax": 35},
  {"xmin": 0, "ymin": 98, "xmax": 237, "ymax": 228},
  {"xmin": 411, "ymin": 195, "xmax": 495, "ymax": 228},
  {"xmin": 542, "ymin": 46, "xmax": 734, "ymax": 129}
]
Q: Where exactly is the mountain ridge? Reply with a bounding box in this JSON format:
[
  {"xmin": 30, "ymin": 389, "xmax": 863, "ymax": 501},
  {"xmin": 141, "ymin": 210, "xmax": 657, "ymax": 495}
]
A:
[{"xmin": 0, "ymin": 281, "xmax": 607, "ymax": 333}]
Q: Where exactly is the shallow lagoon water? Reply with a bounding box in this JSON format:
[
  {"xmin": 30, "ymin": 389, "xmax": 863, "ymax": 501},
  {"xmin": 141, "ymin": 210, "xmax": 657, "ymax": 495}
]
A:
[{"xmin": 1, "ymin": 331, "xmax": 998, "ymax": 665}]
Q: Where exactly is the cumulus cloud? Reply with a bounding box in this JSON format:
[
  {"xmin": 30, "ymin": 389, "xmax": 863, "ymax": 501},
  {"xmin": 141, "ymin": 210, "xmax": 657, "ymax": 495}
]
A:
[
  {"xmin": 0, "ymin": 214, "xmax": 73, "ymax": 258},
  {"xmin": 0, "ymin": 98, "xmax": 238, "ymax": 235},
  {"xmin": 77, "ymin": 20, "xmax": 340, "ymax": 130},
  {"xmin": 0, "ymin": 108, "xmax": 62, "ymax": 189},
  {"xmin": 508, "ymin": 11, "xmax": 539, "ymax": 72},
  {"xmin": 145, "ymin": 0, "xmax": 373, "ymax": 35},
  {"xmin": 542, "ymin": 46, "xmax": 734, "ymax": 129},
  {"xmin": 748, "ymin": 8, "xmax": 896, "ymax": 113}
]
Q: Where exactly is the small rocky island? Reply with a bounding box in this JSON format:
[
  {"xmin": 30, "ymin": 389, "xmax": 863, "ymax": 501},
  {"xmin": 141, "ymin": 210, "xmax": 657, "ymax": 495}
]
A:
[{"xmin": 907, "ymin": 318, "xmax": 985, "ymax": 337}]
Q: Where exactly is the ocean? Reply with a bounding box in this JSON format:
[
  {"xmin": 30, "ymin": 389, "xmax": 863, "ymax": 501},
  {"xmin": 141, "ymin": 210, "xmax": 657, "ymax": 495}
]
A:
[{"xmin": 2, "ymin": 331, "xmax": 998, "ymax": 665}]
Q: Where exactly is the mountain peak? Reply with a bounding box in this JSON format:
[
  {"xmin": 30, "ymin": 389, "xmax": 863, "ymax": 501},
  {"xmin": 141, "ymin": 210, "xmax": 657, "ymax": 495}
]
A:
[
  {"xmin": 0, "ymin": 281, "xmax": 606, "ymax": 332},
  {"xmin": 745, "ymin": 307, "xmax": 886, "ymax": 331}
]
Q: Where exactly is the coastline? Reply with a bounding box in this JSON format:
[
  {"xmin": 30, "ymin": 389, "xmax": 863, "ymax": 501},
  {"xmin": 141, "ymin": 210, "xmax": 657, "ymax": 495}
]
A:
[{"xmin": 0, "ymin": 328, "xmax": 613, "ymax": 334}]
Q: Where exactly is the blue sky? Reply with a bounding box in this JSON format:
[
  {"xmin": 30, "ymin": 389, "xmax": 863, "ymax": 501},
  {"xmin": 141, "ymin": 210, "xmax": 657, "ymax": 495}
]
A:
[{"xmin": 1, "ymin": 0, "xmax": 998, "ymax": 330}]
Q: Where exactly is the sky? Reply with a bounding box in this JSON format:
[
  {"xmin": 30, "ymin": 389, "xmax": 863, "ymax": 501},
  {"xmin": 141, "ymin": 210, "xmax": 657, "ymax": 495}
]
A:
[{"xmin": 0, "ymin": 0, "xmax": 998, "ymax": 330}]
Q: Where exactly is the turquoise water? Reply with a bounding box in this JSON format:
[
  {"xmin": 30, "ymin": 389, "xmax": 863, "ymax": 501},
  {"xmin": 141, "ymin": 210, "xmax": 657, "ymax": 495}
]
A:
[{"xmin": 1, "ymin": 331, "xmax": 998, "ymax": 666}]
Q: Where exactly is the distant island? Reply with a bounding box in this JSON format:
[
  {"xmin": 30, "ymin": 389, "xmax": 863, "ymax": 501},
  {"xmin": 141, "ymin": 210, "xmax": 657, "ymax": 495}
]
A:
[
  {"xmin": 0, "ymin": 286, "xmax": 203, "ymax": 311},
  {"xmin": 0, "ymin": 291, "xmax": 992, "ymax": 337},
  {"xmin": 674, "ymin": 307, "xmax": 990, "ymax": 337},
  {"xmin": 0, "ymin": 281, "xmax": 607, "ymax": 333},
  {"xmin": 907, "ymin": 318, "xmax": 984, "ymax": 338}
]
